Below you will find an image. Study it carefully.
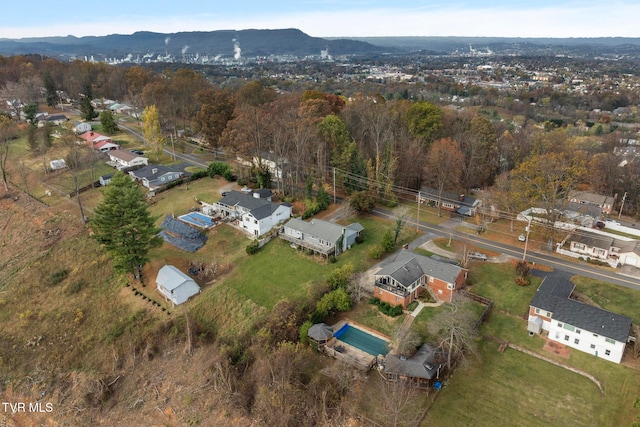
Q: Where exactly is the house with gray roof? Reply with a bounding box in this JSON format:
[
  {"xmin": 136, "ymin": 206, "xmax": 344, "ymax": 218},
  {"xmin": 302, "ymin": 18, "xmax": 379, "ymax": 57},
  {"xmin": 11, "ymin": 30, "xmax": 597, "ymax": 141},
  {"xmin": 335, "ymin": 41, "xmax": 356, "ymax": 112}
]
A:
[
  {"xmin": 528, "ymin": 277, "xmax": 632, "ymax": 364},
  {"xmin": 213, "ymin": 190, "xmax": 291, "ymax": 237},
  {"xmin": 384, "ymin": 343, "xmax": 446, "ymax": 389},
  {"xmin": 418, "ymin": 187, "xmax": 481, "ymax": 217},
  {"xmin": 129, "ymin": 164, "xmax": 186, "ymax": 190},
  {"xmin": 558, "ymin": 228, "xmax": 640, "ymax": 268},
  {"xmin": 568, "ymin": 190, "xmax": 616, "ymax": 215},
  {"xmin": 280, "ymin": 217, "xmax": 363, "ymax": 257},
  {"xmin": 374, "ymin": 250, "xmax": 467, "ymax": 307}
]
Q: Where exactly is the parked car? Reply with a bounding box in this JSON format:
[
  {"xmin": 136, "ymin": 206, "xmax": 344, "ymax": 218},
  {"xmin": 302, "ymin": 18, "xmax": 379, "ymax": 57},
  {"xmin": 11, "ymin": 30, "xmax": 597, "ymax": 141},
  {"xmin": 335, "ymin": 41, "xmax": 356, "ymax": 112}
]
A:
[
  {"xmin": 130, "ymin": 149, "xmax": 144, "ymax": 155},
  {"xmin": 518, "ymin": 234, "xmax": 527, "ymax": 242},
  {"xmin": 469, "ymin": 252, "xmax": 487, "ymax": 261}
]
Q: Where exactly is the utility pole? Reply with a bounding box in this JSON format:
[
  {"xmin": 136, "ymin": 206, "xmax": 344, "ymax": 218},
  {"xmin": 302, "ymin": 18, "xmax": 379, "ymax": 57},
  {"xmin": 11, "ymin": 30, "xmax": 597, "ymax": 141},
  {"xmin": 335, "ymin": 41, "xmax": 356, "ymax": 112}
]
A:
[
  {"xmin": 522, "ymin": 216, "xmax": 532, "ymax": 261},
  {"xmin": 416, "ymin": 191, "xmax": 421, "ymax": 232},
  {"xmin": 333, "ymin": 167, "xmax": 336, "ymax": 204},
  {"xmin": 618, "ymin": 192, "xmax": 627, "ymax": 220}
]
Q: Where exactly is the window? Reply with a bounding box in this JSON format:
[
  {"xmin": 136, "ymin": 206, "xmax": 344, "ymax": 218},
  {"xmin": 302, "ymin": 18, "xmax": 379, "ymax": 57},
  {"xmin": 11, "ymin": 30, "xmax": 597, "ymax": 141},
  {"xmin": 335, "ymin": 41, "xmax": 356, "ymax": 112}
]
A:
[
  {"xmin": 429, "ymin": 277, "xmax": 434, "ymax": 283},
  {"xmin": 605, "ymin": 350, "xmax": 611, "ymax": 356},
  {"xmin": 546, "ymin": 312, "xmax": 551, "ymax": 317},
  {"xmin": 564, "ymin": 335, "xmax": 569, "ymax": 341},
  {"xmin": 558, "ymin": 323, "xmax": 563, "ymax": 328},
  {"xmin": 395, "ymin": 296, "xmax": 400, "ymax": 302},
  {"xmin": 590, "ymin": 344, "xmax": 596, "ymax": 349},
  {"xmin": 605, "ymin": 337, "xmax": 615, "ymax": 344},
  {"xmin": 574, "ymin": 338, "xmax": 579, "ymax": 345},
  {"xmin": 576, "ymin": 329, "xmax": 581, "ymax": 334},
  {"xmin": 535, "ymin": 308, "xmax": 540, "ymax": 314},
  {"xmin": 593, "ymin": 334, "xmax": 598, "ymax": 338}
]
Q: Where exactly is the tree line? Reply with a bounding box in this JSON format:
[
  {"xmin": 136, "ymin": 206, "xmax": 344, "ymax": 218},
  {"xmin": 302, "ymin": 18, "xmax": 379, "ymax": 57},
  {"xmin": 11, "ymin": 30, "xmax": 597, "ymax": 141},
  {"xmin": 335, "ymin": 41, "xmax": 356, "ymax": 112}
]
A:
[{"xmin": 1, "ymin": 55, "xmax": 639, "ymax": 217}]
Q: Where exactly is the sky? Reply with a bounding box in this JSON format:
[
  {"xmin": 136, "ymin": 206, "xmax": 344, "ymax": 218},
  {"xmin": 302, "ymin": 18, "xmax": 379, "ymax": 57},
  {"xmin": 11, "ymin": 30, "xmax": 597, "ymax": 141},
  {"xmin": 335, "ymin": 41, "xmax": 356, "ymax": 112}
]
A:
[{"xmin": 2, "ymin": 1, "xmax": 639, "ymax": 39}]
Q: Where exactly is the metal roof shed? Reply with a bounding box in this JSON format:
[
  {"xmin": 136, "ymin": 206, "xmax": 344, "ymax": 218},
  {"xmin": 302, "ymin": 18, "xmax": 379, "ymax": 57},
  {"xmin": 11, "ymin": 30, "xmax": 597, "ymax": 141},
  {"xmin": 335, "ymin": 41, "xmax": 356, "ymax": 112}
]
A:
[{"xmin": 156, "ymin": 265, "xmax": 201, "ymax": 306}]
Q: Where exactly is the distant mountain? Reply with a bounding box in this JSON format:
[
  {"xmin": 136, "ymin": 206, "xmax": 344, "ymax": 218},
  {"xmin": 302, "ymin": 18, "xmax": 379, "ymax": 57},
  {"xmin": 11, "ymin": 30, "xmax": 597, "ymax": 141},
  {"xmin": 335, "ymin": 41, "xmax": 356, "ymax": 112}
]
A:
[
  {"xmin": 0, "ymin": 29, "xmax": 387, "ymax": 59},
  {"xmin": 335, "ymin": 36, "xmax": 640, "ymax": 57},
  {"xmin": 3, "ymin": 30, "xmax": 640, "ymax": 60}
]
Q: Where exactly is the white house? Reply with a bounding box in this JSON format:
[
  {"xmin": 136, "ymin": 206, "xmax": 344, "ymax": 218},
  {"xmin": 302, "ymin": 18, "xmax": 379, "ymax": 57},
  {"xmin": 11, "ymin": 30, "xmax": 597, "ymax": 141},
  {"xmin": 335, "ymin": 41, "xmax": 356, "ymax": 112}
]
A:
[
  {"xmin": 211, "ymin": 190, "xmax": 291, "ymax": 237},
  {"xmin": 528, "ymin": 278, "xmax": 632, "ymax": 364},
  {"xmin": 156, "ymin": 265, "xmax": 201, "ymax": 306},
  {"xmin": 73, "ymin": 121, "xmax": 92, "ymax": 134},
  {"xmin": 280, "ymin": 217, "xmax": 363, "ymax": 257},
  {"xmin": 108, "ymin": 149, "xmax": 149, "ymax": 170}
]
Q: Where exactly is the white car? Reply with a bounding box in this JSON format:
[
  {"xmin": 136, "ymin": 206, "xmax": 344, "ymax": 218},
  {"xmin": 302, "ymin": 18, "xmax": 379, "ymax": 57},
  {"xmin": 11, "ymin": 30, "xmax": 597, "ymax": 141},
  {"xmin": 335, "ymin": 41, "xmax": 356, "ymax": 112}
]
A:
[{"xmin": 518, "ymin": 234, "xmax": 527, "ymax": 242}]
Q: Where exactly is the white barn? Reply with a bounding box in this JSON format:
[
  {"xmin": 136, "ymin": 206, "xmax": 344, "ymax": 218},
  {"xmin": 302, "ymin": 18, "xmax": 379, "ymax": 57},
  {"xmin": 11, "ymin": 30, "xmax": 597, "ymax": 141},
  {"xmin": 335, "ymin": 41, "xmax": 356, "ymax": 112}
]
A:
[{"xmin": 156, "ymin": 265, "xmax": 201, "ymax": 306}]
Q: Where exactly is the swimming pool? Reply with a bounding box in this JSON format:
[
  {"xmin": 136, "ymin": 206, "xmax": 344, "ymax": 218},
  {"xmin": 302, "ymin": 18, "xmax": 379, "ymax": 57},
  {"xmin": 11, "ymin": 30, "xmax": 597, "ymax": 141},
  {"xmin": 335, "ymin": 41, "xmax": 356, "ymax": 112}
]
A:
[
  {"xmin": 333, "ymin": 323, "xmax": 389, "ymax": 356},
  {"xmin": 178, "ymin": 212, "xmax": 216, "ymax": 229}
]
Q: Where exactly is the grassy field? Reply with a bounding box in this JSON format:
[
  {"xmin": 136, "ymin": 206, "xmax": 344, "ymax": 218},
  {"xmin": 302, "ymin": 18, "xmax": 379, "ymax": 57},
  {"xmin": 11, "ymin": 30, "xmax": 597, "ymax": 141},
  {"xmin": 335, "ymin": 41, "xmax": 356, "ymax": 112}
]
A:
[
  {"xmin": 424, "ymin": 261, "xmax": 640, "ymax": 426},
  {"xmin": 572, "ymin": 276, "xmax": 640, "ymax": 325},
  {"xmin": 423, "ymin": 339, "xmax": 611, "ymax": 426},
  {"xmin": 467, "ymin": 262, "xmax": 542, "ymax": 316}
]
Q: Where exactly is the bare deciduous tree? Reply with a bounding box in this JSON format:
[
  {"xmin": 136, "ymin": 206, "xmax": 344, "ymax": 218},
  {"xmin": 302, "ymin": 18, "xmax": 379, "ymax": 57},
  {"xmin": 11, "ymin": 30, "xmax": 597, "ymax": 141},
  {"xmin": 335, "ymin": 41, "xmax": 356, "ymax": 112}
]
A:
[{"xmin": 427, "ymin": 294, "xmax": 479, "ymax": 369}]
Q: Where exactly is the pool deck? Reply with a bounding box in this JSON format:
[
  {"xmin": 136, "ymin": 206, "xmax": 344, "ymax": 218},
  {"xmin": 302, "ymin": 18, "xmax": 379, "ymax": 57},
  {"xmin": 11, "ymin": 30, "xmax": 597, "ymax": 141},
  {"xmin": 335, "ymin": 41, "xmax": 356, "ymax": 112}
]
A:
[
  {"xmin": 324, "ymin": 319, "xmax": 391, "ymax": 370},
  {"xmin": 177, "ymin": 212, "xmax": 217, "ymax": 229}
]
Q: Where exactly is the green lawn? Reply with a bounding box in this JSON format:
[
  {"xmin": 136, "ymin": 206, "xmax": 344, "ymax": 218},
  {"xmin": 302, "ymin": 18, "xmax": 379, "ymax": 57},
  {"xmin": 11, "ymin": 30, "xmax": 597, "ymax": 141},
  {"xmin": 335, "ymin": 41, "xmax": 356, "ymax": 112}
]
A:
[
  {"xmin": 572, "ymin": 276, "xmax": 640, "ymax": 325},
  {"xmin": 423, "ymin": 338, "xmax": 619, "ymax": 427},
  {"xmin": 468, "ymin": 262, "xmax": 542, "ymax": 317}
]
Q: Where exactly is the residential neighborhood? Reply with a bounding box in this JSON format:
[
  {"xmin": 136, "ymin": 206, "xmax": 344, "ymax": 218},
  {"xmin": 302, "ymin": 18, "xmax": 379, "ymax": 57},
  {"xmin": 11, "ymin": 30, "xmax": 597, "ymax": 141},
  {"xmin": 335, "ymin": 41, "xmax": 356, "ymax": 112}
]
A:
[{"xmin": 2, "ymin": 34, "xmax": 640, "ymax": 427}]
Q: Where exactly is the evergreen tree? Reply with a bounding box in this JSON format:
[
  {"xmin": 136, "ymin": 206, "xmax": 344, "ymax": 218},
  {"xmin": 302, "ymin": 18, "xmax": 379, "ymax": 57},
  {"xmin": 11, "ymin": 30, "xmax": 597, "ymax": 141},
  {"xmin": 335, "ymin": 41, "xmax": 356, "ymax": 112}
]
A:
[
  {"xmin": 44, "ymin": 71, "xmax": 58, "ymax": 107},
  {"xmin": 80, "ymin": 96, "xmax": 97, "ymax": 120},
  {"xmin": 100, "ymin": 110, "xmax": 118, "ymax": 134},
  {"xmin": 89, "ymin": 172, "xmax": 162, "ymax": 280}
]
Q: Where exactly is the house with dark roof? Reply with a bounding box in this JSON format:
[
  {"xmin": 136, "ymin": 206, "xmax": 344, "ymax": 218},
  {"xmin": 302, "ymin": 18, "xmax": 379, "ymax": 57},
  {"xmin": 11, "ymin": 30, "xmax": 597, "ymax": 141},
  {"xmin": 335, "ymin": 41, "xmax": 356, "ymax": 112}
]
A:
[
  {"xmin": 374, "ymin": 250, "xmax": 467, "ymax": 307},
  {"xmin": 384, "ymin": 343, "xmax": 446, "ymax": 389},
  {"xmin": 557, "ymin": 228, "xmax": 640, "ymax": 268},
  {"xmin": 212, "ymin": 190, "xmax": 292, "ymax": 237},
  {"xmin": 128, "ymin": 164, "xmax": 185, "ymax": 190},
  {"xmin": 37, "ymin": 113, "xmax": 68, "ymax": 127},
  {"xmin": 280, "ymin": 217, "xmax": 364, "ymax": 257},
  {"xmin": 568, "ymin": 190, "xmax": 616, "ymax": 215},
  {"xmin": 528, "ymin": 277, "xmax": 632, "ymax": 364},
  {"xmin": 418, "ymin": 187, "xmax": 481, "ymax": 217}
]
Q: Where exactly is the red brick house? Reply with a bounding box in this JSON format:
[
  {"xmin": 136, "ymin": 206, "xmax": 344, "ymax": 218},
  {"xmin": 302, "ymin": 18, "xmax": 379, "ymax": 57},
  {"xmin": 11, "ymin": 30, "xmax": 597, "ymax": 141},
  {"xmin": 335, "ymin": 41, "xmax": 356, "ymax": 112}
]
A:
[{"xmin": 374, "ymin": 251, "xmax": 467, "ymax": 307}]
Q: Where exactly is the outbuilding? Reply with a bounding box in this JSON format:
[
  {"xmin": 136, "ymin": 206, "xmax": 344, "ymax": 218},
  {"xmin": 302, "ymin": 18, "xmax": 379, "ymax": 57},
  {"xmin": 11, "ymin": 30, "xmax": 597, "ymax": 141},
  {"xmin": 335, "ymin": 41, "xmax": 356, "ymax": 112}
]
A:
[{"xmin": 156, "ymin": 265, "xmax": 201, "ymax": 306}]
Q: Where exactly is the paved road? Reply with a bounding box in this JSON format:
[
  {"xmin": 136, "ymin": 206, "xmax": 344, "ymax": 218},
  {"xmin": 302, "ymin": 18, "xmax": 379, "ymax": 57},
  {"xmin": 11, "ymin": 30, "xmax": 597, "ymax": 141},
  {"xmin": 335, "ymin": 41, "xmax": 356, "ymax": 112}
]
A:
[
  {"xmin": 117, "ymin": 123, "xmax": 640, "ymax": 290},
  {"xmin": 371, "ymin": 206, "xmax": 640, "ymax": 291}
]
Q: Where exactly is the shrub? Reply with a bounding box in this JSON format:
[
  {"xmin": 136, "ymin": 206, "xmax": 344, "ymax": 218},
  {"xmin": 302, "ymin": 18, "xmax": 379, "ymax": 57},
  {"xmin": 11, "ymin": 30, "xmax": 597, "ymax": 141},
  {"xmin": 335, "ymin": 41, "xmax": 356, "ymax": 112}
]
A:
[
  {"xmin": 65, "ymin": 280, "xmax": 87, "ymax": 294},
  {"xmin": 246, "ymin": 239, "xmax": 261, "ymax": 255},
  {"xmin": 207, "ymin": 161, "xmax": 235, "ymax": 181},
  {"xmin": 368, "ymin": 244, "xmax": 385, "ymax": 259},
  {"xmin": 514, "ymin": 276, "xmax": 530, "ymax": 286},
  {"xmin": 328, "ymin": 255, "xmax": 337, "ymax": 264},
  {"xmin": 355, "ymin": 234, "xmax": 365, "ymax": 244},
  {"xmin": 381, "ymin": 229, "xmax": 395, "ymax": 253},
  {"xmin": 299, "ymin": 320, "xmax": 313, "ymax": 345},
  {"xmin": 48, "ymin": 269, "xmax": 69, "ymax": 286},
  {"xmin": 369, "ymin": 297, "xmax": 381, "ymax": 305},
  {"xmin": 189, "ymin": 169, "xmax": 208, "ymax": 181}
]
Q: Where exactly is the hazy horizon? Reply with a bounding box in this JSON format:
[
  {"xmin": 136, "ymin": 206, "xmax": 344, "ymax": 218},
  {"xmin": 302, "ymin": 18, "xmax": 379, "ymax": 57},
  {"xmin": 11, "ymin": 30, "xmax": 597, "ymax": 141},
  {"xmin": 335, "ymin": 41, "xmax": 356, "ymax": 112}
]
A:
[{"xmin": 2, "ymin": 1, "xmax": 639, "ymax": 39}]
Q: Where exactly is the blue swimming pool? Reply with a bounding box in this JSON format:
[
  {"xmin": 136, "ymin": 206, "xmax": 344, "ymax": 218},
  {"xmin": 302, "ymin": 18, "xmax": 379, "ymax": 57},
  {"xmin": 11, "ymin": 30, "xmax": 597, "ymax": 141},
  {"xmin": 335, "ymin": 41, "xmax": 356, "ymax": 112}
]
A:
[
  {"xmin": 178, "ymin": 212, "xmax": 216, "ymax": 229},
  {"xmin": 334, "ymin": 323, "xmax": 389, "ymax": 356}
]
